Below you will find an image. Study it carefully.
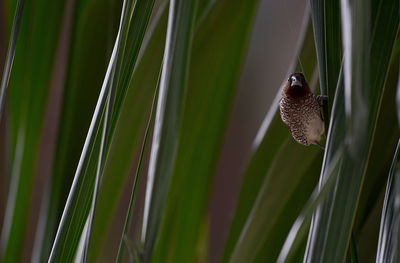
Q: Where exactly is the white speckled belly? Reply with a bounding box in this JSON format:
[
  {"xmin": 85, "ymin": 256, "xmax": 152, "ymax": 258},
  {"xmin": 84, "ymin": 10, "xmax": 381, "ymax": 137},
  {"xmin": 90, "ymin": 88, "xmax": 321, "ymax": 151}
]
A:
[{"xmin": 305, "ymin": 114, "xmax": 324, "ymax": 143}]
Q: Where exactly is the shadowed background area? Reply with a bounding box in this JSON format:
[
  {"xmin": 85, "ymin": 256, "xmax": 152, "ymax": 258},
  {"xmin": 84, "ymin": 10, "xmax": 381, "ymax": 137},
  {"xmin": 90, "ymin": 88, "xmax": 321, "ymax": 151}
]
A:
[{"xmin": 211, "ymin": 0, "xmax": 306, "ymax": 262}]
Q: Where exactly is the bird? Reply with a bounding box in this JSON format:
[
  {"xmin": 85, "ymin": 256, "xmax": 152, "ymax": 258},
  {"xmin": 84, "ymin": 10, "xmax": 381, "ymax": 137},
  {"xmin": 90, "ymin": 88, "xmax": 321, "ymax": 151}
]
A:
[{"xmin": 279, "ymin": 72, "xmax": 326, "ymax": 149}]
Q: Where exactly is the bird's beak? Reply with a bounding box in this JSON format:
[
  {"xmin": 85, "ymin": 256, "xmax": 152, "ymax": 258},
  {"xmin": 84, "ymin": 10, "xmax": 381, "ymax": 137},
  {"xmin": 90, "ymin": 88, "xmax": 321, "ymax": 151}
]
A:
[{"xmin": 291, "ymin": 79, "xmax": 302, "ymax": 87}]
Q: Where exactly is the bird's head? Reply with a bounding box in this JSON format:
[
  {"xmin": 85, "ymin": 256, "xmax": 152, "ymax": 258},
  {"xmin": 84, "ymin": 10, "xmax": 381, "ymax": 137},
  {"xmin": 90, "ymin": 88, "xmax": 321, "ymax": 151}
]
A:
[
  {"xmin": 288, "ymin": 72, "xmax": 305, "ymax": 88},
  {"xmin": 284, "ymin": 72, "xmax": 310, "ymax": 98}
]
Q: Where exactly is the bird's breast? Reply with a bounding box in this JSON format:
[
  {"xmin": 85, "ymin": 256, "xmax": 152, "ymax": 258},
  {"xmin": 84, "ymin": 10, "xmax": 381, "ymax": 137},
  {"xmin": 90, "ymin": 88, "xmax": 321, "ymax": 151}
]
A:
[{"xmin": 279, "ymin": 94, "xmax": 324, "ymax": 145}]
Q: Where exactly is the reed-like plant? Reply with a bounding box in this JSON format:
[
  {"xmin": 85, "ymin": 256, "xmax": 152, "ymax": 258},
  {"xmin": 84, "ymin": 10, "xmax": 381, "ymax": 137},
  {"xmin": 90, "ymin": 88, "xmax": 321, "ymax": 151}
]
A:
[{"xmin": 0, "ymin": 0, "xmax": 399, "ymax": 262}]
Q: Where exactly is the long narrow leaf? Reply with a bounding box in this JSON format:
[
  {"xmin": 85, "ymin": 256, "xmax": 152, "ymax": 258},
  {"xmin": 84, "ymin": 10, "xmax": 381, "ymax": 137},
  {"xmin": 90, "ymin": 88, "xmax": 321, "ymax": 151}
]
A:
[
  {"xmin": 310, "ymin": 0, "xmax": 341, "ymax": 122},
  {"xmin": 116, "ymin": 70, "xmax": 160, "ymax": 263},
  {"xmin": 142, "ymin": 0, "xmax": 199, "ymax": 260},
  {"xmin": 48, "ymin": 0, "xmax": 156, "ymax": 260},
  {"xmin": 375, "ymin": 138, "xmax": 400, "ymax": 263},
  {"xmin": 0, "ymin": 0, "xmax": 23, "ymax": 121},
  {"xmin": 87, "ymin": 3, "xmax": 168, "ymax": 260},
  {"xmin": 149, "ymin": 0, "xmax": 259, "ymax": 262},
  {"xmin": 1, "ymin": 0, "xmax": 67, "ymax": 260},
  {"xmin": 375, "ymin": 58, "xmax": 400, "ymax": 263},
  {"xmin": 305, "ymin": 0, "xmax": 399, "ymax": 262},
  {"xmin": 34, "ymin": 0, "xmax": 122, "ymax": 260}
]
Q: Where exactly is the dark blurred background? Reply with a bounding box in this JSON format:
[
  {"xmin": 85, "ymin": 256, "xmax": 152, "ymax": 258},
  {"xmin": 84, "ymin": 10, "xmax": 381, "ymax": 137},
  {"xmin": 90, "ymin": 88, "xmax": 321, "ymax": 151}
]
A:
[{"xmin": 211, "ymin": 0, "xmax": 306, "ymax": 261}]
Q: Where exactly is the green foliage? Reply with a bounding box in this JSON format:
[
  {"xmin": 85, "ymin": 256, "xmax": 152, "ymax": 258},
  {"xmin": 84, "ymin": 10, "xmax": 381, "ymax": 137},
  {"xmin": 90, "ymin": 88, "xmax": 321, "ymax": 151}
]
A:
[{"xmin": 0, "ymin": 0, "xmax": 399, "ymax": 262}]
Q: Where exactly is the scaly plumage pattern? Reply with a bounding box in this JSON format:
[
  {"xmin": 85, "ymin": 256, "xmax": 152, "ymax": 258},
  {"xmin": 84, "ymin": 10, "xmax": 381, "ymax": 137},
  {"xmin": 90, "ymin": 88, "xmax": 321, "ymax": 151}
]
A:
[{"xmin": 279, "ymin": 72, "xmax": 324, "ymax": 147}]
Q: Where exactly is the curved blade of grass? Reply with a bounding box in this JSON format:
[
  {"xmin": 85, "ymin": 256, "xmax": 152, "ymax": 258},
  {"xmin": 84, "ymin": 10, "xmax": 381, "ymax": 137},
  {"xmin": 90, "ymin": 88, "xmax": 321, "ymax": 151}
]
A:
[
  {"xmin": 148, "ymin": 0, "xmax": 259, "ymax": 262},
  {"xmin": 277, "ymin": 150, "xmax": 343, "ymax": 263},
  {"xmin": 220, "ymin": 13, "xmax": 321, "ymax": 263},
  {"xmin": 351, "ymin": 42, "xmax": 400, "ymax": 262},
  {"xmin": 34, "ymin": 0, "xmax": 122, "ymax": 260},
  {"xmin": 116, "ymin": 70, "xmax": 160, "ymax": 263},
  {"xmin": 48, "ymin": 0, "xmax": 156, "ymax": 260},
  {"xmin": 83, "ymin": 90, "xmax": 111, "ymax": 262},
  {"xmin": 375, "ymin": 138, "xmax": 400, "ymax": 263},
  {"xmin": 88, "ymin": 1, "xmax": 226, "ymax": 260},
  {"xmin": 375, "ymin": 63, "xmax": 400, "ymax": 263},
  {"xmin": 304, "ymin": 0, "xmax": 399, "ymax": 262},
  {"xmin": 48, "ymin": 26, "xmax": 121, "ymax": 262},
  {"xmin": 0, "ymin": 0, "xmax": 23, "ymax": 121},
  {"xmin": 348, "ymin": 234, "xmax": 359, "ymax": 263},
  {"xmin": 1, "ymin": 0, "xmax": 67, "ymax": 260},
  {"xmin": 141, "ymin": 0, "xmax": 199, "ymax": 260},
  {"xmin": 0, "ymin": 0, "xmax": 23, "ymax": 254},
  {"xmin": 304, "ymin": 65, "xmax": 346, "ymax": 263},
  {"xmin": 86, "ymin": 4, "xmax": 168, "ymax": 261},
  {"xmin": 82, "ymin": 0, "xmax": 144, "ymax": 256}
]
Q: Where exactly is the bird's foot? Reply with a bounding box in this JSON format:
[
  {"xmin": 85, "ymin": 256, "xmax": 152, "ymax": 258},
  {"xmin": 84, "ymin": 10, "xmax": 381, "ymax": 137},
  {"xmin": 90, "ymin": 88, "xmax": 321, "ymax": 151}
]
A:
[
  {"xmin": 317, "ymin": 95, "xmax": 328, "ymax": 107},
  {"xmin": 314, "ymin": 141, "xmax": 325, "ymax": 150}
]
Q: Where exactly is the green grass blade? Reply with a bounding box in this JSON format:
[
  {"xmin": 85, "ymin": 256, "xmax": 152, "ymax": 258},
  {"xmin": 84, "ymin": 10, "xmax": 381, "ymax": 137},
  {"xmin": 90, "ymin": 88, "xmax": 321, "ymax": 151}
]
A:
[
  {"xmin": 277, "ymin": 151, "xmax": 343, "ymax": 263},
  {"xmin": 220, "ymin": 14, "xmax": 321, "ymax": 263},
  {"xmin": 116, "ymin": 71, "xmax": 160, "ymax": 263},
  {"xmin": 87, "ymin": 1, "xmax": 220, "ymax": 259},
  {"xmin": 304, "ymin": 0, "xmax": 399, "ymax": 262},
  {"xmin": 352, "ymin": 42, "xmax": 400, "ymax": 262},
  {"xmin": 48, "ymin": 0, "xmax": 155, "ymax": 260},
  {"xmin": 141, "ymin": 0, "xmax": 199, "ymax": 259},
  {"xmin": 310, "ymin": 0, "xmax": 341, "ymax": 124},
  {"xmin": 35, "ymin": 0, "xmax": 122, "ymax": 260},
  {"xmin": 82, "ymin": 0, "xmax": 147, "ymax": 257},
  {"xmin": 375, "ymin": 61, "xmax": 400, "ymax": 262},
  {"xmin": 304, "ymin": 66, "xmax": 347, "ymax": 263},
  {"xmin": 1, "ymin": 0, "xmax": 67, "ymax": 260},
  {"xmin": 0, "ymin": 0, "xmax": 23, "ymax": 121},
  {"xmin": 375, "ymin": 138, "xmax": 400, "ymax": 263},
  {"xmin": 48, "ymin": 35, "xmax": 119, "ymax": 262},
  {"xmin": 83, "ymin": 91, "xmax": 111, "ymax": 262},
  {"xmin": 86, "ymin": 5, "xmax": 168, "ymax": 261},
  {"xmin": 150, "ymin": 0, "xmax": 260, "ymax": 261},
  {"xmin": 107, "ymin": 0, "xmax": 156, "ymax": 138}
]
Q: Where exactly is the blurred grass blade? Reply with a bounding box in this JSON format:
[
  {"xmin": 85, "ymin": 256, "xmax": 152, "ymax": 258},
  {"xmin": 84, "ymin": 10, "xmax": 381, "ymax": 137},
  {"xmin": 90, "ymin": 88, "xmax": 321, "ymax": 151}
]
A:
[
  {"xmin": 150, "ymin": 0, "xmax": 260, "ymax": 262},
  {"xmin": 87, "ymin": 4, "xmax": 168, "ymax": 261},
  {"xmin": 48, "ymin": 0, "xmax": 156, "ymax": 260},
  {"xmin": 220, "ymin": 12, "xmax": 323, "ymax": 263},
  {"xmin": 304, "ymin": 64, "xmax": 347, "ymax": 263},
  {"xmin": 116, "ymin": 66, "xmax": 160, "ymax": 263},
  {"xmin": 309, "ymin": 0, "xmax": 341, "ymax": 122},
  {"xmin": 0, "ymin": 0, "xmax": 23, "ymax": 120},
  {"xmin": 375, "ymin": 139, "xmax": 400, "ymax": 263},
  {"xmin": 1, "ymin": 0, "xmax": 68, "ymax": 260},
  {"xmin": 82, "ymin": 0, "xmax": 140, "ymax": 257},
  {"xmin": 142, "ymin": 0, "xmax": 199, "ymax": 259},
  {"xmin": 277, "ymin": 148, "xmax": 343, "ymax": 263},
  {"xmin": 88, "ymin": 1, "xmax": 218, "ymax": 258},
  {"xmin": 397, "ymin": 66, "xmax": 400, "ymax": 124},
  {"xmin": 304, "ymin": 0, "xmax": 399, "ymax": 262}
]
